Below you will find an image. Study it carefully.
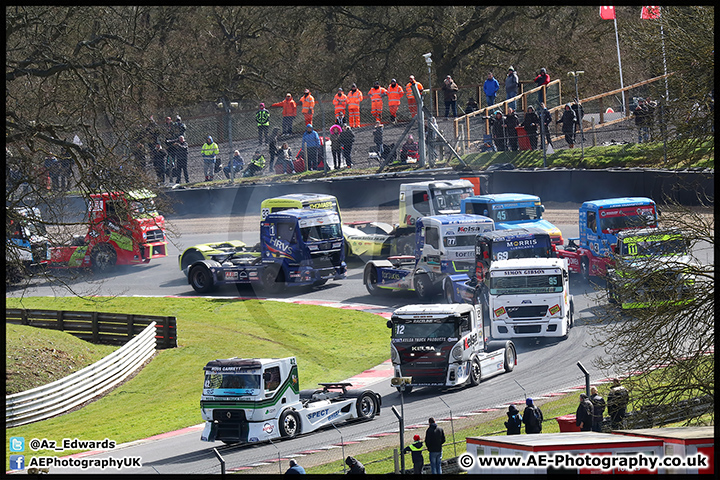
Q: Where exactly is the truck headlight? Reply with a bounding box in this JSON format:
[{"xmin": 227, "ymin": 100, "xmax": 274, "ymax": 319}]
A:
[{"xmin": 451, "ymin": 344, "xmax": 463, "ymax": 361}]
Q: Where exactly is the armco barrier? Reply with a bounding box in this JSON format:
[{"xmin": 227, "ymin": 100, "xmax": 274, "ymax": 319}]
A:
[
  {"xmin": 48, "ymin": 168, "xmax": 712, "ymax": 220},
  {"xmin": 6, "ymin": 322, "xmax": 157, "ymax": 427},
  {"xmin": 159, "ymin": 168, "xmax": 712, "ymax": 218}
]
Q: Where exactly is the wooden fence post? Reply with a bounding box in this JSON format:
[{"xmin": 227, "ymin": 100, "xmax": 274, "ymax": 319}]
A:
[
  {"xmin": 57, "ymin": 310, "xmax": 64, "ymax": 331},
  {"xmin": 127, "ymin": 314, "xmax": 134, "ymax": 339},
  {"xmin": 92, "ymin": 311, "xmax": 99, "ymax": 343}
]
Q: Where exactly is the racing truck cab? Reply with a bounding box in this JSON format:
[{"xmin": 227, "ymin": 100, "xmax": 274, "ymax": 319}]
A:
[
  {"xmin": 6, "ymin": 206, "xmax": 50, "ymax": 282},
  {"xmin": 387, "ymin": 303, "xmax": 516, "ymax": 393},
  {"xmin": 364, "ymin": 214, "xmax": 494, "ymax": 299},
  {"xmin": 200, "ymin": 356, "xmax": 381, "ymax": 444},
  {"xmin": 460, "ymin": 193, "xmax": 563, "ymax": 246},
  {"xmin": 443, "ymin": 227, "xmax": 555, "ymax": 304},
  {"xmin": 187, "ymin": 208, "xmax": 346, "ymax": 293},
  {"xmin": 49, "ymin": 190, "xmax": 167, "ymax": 271},
  {"xmin": 607, "ymin": 228, "xmax": 694, "ymax": 309},
  {"xmin": 556, "ymin": 197, "xmax": 658, "ymax": 279}
]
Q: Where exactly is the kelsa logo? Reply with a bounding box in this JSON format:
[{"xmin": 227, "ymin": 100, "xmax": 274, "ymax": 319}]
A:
[
  {"xmin": 263, "ymin": 423, "xmax": 274, "ymax": 434},
  {"xmin": 494, "ymin": 306, "xmax": 506, "ymax": 317},
  {"xmin": 548, "ymin": 304, "xmax": 561, "ymax": 315},
  {"xmin": 457, "ymin": 225, "xmax": 484, "ymax": 233},
  {"xmin": 463, "ymin": 333, "xmax": 478, "ymax": 349}
]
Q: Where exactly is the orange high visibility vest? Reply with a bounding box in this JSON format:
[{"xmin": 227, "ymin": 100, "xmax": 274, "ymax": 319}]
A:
[
  {"xmin": 333, "ymin": 93, "xmax": 348, "ymax": 110},
  {"xmin": 406, "ymin": 81, "xmax": 424, "ymax": 100},
  {"xmin": 300, "ymin": 94, "xmax": 315, "ymax": 113},
  {"xmin": 367, "ymin": 86, "xmax": 387, "ymax": 105},
  {"xmin": 347, "ymin": 90, "xmax": 363, "ymax": 108},
  {"xmin": 387, "ymin": 84, "xmax": 404, "ymax": 105}
]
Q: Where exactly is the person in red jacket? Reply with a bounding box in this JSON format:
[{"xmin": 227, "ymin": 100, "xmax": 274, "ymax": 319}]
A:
[
  {"xmin": 332, "ymin": 88, "xmax": 348, "ymax": 122},
  {"xmin": 534, "ymin": 68, "xmax": 550, "ymax": 106},
  {"xmin": 271, "ymin": 93, "xmax": 297, "ymax": 135},
  {"xmin": 367, "ymin": 81, "xmax": 387, "ymax": 123},
  {"xmin": 346, "ymin": 84, "xmax": 363, "ymax": 128},
  {"xmin": 386, "ymin": 78, "xmax": 404, "ymax": 123},
  {"xmin": 406, "ymin": 75, "xmax": 424, "ymax": 118},
  {"xmin": 300, "ymin": 89, "xmax": 315, "ymax": 126}
]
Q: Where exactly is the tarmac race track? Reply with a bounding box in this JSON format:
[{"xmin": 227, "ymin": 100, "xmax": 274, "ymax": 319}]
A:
[{"xmin": 6, "ymin": 205, "xmax": 702, "ymax": 475}]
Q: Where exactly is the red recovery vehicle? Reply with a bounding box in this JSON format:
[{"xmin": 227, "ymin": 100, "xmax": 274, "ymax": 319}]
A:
[{"xmin": 49, "ymin": 190, "xmax": 167, "ymax": 271}]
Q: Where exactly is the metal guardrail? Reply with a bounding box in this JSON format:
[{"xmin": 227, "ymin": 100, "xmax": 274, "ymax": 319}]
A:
[
  {"xmin": 6, "ymin": 308, "xmax": 176, "ymax": 349},
  {"xmin": 6, "ymin": 322, "xmax": 157, "ymax": 428}
]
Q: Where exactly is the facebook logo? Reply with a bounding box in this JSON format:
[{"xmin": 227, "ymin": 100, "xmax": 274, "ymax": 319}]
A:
[
  {"xmin": 10, "ymin": 436, "xmax": 25, "ymax": 452},
  {"xmin": 10, "ymin": 455, "xmax": 25, "ymax": 470}
]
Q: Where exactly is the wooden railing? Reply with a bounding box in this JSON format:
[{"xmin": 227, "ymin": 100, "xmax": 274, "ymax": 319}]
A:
[{"xmin": 6, "ymin": 308, "xmax": 177, "ymax": 349}]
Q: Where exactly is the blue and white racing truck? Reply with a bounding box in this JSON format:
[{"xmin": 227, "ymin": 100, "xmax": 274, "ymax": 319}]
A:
[
  {"xmin": 363, "ymin": 214, "xmax": 494, "ymax": 300},
  {"xmin": 460, "ymin": 193, "xmax": 563, "ymax": 246}
]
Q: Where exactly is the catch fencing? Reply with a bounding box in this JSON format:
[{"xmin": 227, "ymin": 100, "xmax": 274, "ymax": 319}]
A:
[{"xmin": 6, "ymin": 322, "xmax": 158, "ymax": 427}]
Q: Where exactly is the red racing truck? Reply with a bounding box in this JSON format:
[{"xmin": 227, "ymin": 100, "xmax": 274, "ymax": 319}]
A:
[
  {"xmin": 555, "ymin": 197, "xmax": 658, "ymax": 280},
  {"xmin": 49, "ymin": 190, "xmax": 167, "ymax": 271}
]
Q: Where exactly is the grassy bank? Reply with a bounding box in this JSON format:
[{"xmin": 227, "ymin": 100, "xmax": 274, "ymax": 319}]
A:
[{"xmin": 5, "ymin": 296, "xmax": 389, "ymax": 469}]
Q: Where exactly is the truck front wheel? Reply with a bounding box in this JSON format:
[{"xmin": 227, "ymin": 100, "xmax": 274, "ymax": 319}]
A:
[
  {"xmin": 356, "ymin": 392, "xmax": 378, "ymax": 420},
  {"xmin": 414, "ymin": 274, "xmax": 436, "ymax": 300},
  {"xmin": 189, "ymin": 264, "xmax": 215, "ymax": 293},
  {"xmin": 469, "ymin": 358, "xmax": 482, "ymax": 386},
  {"xmin": 364, "ymin": 266, "xmax": 383, "ymax": 296},
  {"xmin": 504, "ymin": 343, "xmax": 516, "ymax": 372},
  {"xmin": 581, "ymin": 258, "xmax": 590, "ymax": 282},
  {"xmin": 443, "ymin": 281, "xmax": 455, "ymax": 304},
  {"xmin": 279, "ymin": 409, "xmax": 300, "ymax": 438},
  {"xmin": 261, "ymin": 266, "xmax": 283, "ymax": 294},
  {"xmin": 91, "ymin": 244, "xmax": 117, "ymax": 273}
]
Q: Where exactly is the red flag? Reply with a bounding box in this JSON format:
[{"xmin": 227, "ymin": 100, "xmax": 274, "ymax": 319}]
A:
[
  {"xmin": 641, "ymin": 6, "xmax": 660, "ymax": 19},
  {"xmin": 600, "ymin": 6, "xmax": 616, "ymax": 20}
]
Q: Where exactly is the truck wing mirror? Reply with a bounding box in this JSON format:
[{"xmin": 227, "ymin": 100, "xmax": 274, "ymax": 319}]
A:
[
  {"xmin": 262, "ymin": 371, "xmax": 272, "ymax": 383},
  {"xmin": 386, "ymin": 320, "xmax": 393, "ymax": 329}
]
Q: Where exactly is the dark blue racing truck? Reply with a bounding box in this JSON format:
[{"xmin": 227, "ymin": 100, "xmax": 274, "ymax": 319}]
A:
[{"xmin": 187, "ymin": 208, "xmax": 346, "ymax": 294}]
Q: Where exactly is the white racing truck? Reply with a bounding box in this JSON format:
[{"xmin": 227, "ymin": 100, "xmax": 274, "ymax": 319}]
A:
[
  {"xmin": 200, "ymin": 356, "xmax": 381, "ymax": 445},
  {"xmin": 387, "ymin": 303, "xmax": 516, "ymax": 394},
  {"xmin": 363, "ymin": 214, "xmax": 494, "ymax": 299},
  {"xmin": 481, "ymin": 258, "xmax": 574, "ymax": 339}
]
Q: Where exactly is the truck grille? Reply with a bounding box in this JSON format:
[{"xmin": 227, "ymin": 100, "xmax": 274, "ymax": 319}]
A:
[
  {"xmin": 311, "ymin": 251, "xmax": 342, "ymax": 269},
  {"xmin": 146, "ymin": 228, "xmax": 165, "ymax": 243},
  {"xmin": 513, "ymin": 325, "xmax": 542, "ymax": 334},
  {"xmin": 212, "ymin": 409, "xmax": 247, "ymax": 422},
  {"xmin": 506, "ymin": 305, "xmax": 548, "ymax": 318}
]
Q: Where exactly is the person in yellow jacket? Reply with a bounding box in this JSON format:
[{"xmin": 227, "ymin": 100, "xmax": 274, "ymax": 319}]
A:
[
  {"xmin": 386, "ymin": 78, "xmax": 404, "ymax": 123},
  {"xmin": 406, "ymin": 75, "xmax": 424, "ymax": 118},
  {"xmin": 300, "ymin": 89, "xmax": 315, "ymax": 126},
  {"xmin": 346, "ymin": 84, "xmax": 363, "ymax": 128},
  {"xmin": 200, "ymin": 135, "xmax": 219, "ymax": 181},
  {"xmin": 367, "ymin": 81, "xmax": 387, "ymax": 123},
  {"xmin": 333, "ymin": 88, "xmax": 348, "ymax": 122}
]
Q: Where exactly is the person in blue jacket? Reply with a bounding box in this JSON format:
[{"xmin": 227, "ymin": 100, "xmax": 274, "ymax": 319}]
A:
[
  {"xmin": 483, "ymin": 72, "xmax": 500, "ymax": 107},
  {"xmin": 285, "ymin": 459, "xmax": 305, "ymax": 474},
  {"xmin": 301, "ymin": 123, "xmax": 321, "ymax": 171}
]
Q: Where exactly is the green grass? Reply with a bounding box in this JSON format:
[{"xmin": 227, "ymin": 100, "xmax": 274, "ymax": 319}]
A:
[
  {"xmin": 6, "ymin": 323, "xmax": 118, "ymax": 394},
  {"xmin": 4, "ymin": 296, "xmax": 389, "ymax": 469}
]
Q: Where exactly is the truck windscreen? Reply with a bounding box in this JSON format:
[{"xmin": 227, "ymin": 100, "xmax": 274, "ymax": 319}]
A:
[
  {"xmin": 392, "ymin": 320, "xmax": 458, "ymax": 340},
  {"xmin": 444, "ymin": 235, "xmax": 477, "ymax": 248},
  {"xmin": 204, "ymin": 373, "xmax": 261, "ymax": 395},
  {"xmin": 301, "ymin": 223, "xmax": 342, "ymax": 242},
  {"xmin": 432, "ymin": 188, "xmax": 473, "ymax": 211},
  {"xmin": 465, "ymin": 203, "xmax": 540, "ymax": 222},
  {"xmin": 489, "ymin": 274, "xmax": 564, "ymax": 295},
  {"xmin": 621, "ymin": 237, "xmax": 687, "ymax": 257},
  {"xmin": 490, "ymin": 237, "xmax": 553, "ymax": 261}
]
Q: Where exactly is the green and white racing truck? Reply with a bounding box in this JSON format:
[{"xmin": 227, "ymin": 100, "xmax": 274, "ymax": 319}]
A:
[{"xmin": 200, "ymin": 356, "xmax": 381, "ymax": 445}]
